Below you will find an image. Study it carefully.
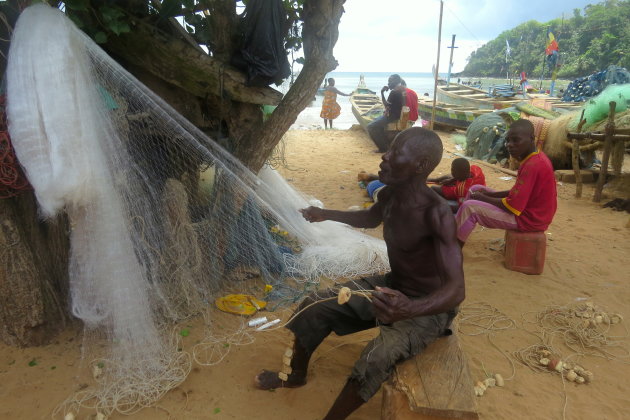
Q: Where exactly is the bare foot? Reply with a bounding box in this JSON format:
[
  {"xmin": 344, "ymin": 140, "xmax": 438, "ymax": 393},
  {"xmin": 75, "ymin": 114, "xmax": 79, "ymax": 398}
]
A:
[{"xmin": 254, "ymin": 370, "xmax": 306, "ymax": 390}]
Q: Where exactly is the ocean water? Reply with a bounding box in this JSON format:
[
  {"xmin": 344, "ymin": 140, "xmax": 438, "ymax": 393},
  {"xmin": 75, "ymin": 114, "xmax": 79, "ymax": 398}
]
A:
[{"xmin": 289, "ymin": 71, "xmax": 440, "ymax": 130}]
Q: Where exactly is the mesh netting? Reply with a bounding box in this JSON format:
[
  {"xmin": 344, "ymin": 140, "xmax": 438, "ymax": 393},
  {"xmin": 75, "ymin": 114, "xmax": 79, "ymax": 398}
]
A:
[{"xmin": 6, "ymin": 5, "xmax": 388, "ymax": 417}]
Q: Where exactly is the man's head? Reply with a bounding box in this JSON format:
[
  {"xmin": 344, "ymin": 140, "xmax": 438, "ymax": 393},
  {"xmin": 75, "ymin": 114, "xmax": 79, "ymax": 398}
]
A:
[
  {"xmin": 451, "ymin": 158, "xmax": 471, "ymax": 181},
  {"xmin": 505, "ymin": 119, "xmax": 536, "ymax": 161},
  {"xmin": 379, "ymin": 127, "xmax": 443, "ymax": 185},
  {"xmin": 388, "ymin": 74, "xmax": 402, "ymax": 90},
  {"xmin": 328, "ymin": 77, "xmax": 335, "ymax": 86}
]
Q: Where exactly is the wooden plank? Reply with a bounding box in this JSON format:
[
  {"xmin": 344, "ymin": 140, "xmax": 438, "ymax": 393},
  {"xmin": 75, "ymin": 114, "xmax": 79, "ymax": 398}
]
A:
[{"xmin": 384, "ymin": 334, "xmax": 478, "ymax": 419}]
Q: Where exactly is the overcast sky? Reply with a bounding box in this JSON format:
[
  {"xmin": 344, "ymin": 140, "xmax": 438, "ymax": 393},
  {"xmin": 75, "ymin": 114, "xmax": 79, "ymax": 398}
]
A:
[{"xmin": 333, "ymin": 0, "xmax": 598, "ymax": 73}]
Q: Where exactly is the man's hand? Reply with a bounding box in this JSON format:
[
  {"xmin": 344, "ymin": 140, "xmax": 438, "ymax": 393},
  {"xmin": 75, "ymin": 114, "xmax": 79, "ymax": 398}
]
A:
[
  {"xmin": 439, "ymin": 177, "xmax": 456, "ymax": 186},
  {"xmin": 469, "ymin": 191, "xmax": 488, "ymax": 202},
  {"xmin": 371, "ymin": 286, "xmax": 412, "ymax": 324},
  {"xmin": 300, "ymin": 206, "xmax": 326, "ymax": 223},
  {"xmin": 381, "ymin": 85, "xmax": 390, "ymax": 94}
]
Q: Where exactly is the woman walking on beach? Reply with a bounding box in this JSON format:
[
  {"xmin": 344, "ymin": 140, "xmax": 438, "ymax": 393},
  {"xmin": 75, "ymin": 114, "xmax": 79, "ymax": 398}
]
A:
[{"xmin": 320, "ymin": 78, "xmax": 350, "ymax": 129}]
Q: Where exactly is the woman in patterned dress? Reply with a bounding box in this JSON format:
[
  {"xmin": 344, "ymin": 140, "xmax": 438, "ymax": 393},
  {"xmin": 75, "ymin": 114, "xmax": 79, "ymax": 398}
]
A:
[{"xmin": 320, "ymin": 78, "xmax": 350, "ymax": 129}]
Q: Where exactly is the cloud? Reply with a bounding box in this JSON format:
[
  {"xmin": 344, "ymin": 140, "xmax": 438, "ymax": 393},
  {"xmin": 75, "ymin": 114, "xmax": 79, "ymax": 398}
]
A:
[{"xmin": 333, "ymin": 0, "xmax": 595, "ymax": 72}]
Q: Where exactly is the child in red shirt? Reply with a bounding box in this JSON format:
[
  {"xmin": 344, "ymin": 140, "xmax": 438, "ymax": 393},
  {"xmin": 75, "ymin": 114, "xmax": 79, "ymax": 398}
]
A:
[{"xmin": 429, "ymin": 158, "xmax": 486, "ymax": 212}]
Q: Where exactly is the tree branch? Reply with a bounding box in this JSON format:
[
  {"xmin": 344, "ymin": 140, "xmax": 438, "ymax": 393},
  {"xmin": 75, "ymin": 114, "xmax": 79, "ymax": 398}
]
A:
[
  {"xmin": 105, "ymin": 22, "xmax": 283, "ymax": 106},
  {"xmin": 235, "ymin": 0, "xmax": 345, "ymax": 171}
]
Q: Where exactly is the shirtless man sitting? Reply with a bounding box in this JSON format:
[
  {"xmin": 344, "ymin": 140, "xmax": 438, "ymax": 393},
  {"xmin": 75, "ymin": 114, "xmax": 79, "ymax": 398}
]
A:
[{"xmin": 254, "ymin": 127, "xmax": 466, "ymax": 420}]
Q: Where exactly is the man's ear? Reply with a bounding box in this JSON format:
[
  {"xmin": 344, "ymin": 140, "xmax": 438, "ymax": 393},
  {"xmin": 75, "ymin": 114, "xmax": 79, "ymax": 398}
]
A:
[{"xmin": 416, "ymin": 158, "xmax": 429, "ymax": 174}]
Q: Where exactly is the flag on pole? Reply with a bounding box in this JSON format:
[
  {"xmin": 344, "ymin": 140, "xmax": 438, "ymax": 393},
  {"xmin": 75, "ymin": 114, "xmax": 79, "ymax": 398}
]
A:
[{"xmin": 545, "ymin": 31, "xmax": 559, "ymax": 56}]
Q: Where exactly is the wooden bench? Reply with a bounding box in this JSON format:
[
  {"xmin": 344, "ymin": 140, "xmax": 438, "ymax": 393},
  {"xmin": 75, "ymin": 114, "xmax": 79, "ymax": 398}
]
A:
[{"xmin": 381, "ymin": 333, "xmax": 478, "ymax": 420}]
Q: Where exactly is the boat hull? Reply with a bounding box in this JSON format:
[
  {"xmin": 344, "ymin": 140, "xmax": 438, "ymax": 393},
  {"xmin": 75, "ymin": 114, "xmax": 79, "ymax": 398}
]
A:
[
  {"xmin": 350, "ymin": 91, "xmax": 383, "ymax": 131},
  {"xmin": 417, "ymin": 99, "xmax": 493, "ymax": 130},
  {"xmin": 437, "ymin": 82, "xmax": 522, "ymax": 110}
]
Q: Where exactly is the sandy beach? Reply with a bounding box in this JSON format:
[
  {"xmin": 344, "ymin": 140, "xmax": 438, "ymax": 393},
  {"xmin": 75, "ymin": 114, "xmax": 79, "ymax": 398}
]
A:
[{"xmin": 1, "ymin": 125, "xmax": 629, "ymax": 420}]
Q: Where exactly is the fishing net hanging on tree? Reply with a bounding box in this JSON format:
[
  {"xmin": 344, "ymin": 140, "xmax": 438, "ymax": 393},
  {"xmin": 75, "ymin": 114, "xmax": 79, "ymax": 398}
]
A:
[{"xmin": 6, "ymin": 4, "xmax": 388, "ymax": 417}]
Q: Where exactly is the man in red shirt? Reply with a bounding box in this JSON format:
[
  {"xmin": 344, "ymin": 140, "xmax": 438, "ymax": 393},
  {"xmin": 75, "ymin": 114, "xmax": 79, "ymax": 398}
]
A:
[
  {"xmin": 455, "ymin": 119, "xmax": 557, "ymax": 244},
  {"xmin": 400, "ymin": 80, "xmax": 419, "ymax": 123}
]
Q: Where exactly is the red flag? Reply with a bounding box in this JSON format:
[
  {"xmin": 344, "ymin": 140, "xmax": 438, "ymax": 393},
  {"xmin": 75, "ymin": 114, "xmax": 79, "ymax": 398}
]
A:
[{"xmin": 545, "ymin": 31, "xmax": 559, "ymax": 56}]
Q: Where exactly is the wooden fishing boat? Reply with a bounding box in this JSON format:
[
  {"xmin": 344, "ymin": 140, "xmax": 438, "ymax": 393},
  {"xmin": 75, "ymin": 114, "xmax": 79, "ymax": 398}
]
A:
[
  {"xmin": 350, "ymin": 90, "xmax": 383, "ymax": 130},
  {"xmin": 417, "ymin": 97, "xmax": 494, "ymax": 130},
  {"xmin": 437, "ymin": 81, "xmax": 524, "ymax": 110},
  {"xmin": 438, "ymin": 81, "xmax": 583, "ymax": 112}
]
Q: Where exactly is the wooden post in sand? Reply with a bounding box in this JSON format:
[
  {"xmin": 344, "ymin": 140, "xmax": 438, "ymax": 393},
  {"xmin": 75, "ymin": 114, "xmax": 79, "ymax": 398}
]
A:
[
  {"xmin": 429, "ymin": 0, "xmax": 444, "ymax": 130},
  {"xmin": 572, "ymin": 110, "xmax": 586, "ymax": 198},
  {"xmin": 593, "ymin": 101, "xmax": 616, "ymax": 203}
]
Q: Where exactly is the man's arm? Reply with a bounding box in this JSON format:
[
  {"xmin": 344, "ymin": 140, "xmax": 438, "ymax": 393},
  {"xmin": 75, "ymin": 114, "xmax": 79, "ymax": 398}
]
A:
[
  {"xmin": 481, "ymin": 190, "xmax": 510, "ymax": 198},
  {"xmin": 469, "ymin": 190, "xmax": 510, "ymax": 212},
  {"xmin": 372, "ymin": 204, "xmax": 465, "ymax": 322},
  {"xmin": 300, "ymin": 200, "xmax": 383, "ymax": 229},
  {"xmin": 380, "ymin": 86, "xmax": 390, "ymax": 108},
  {"xmin": 332, "ymin": 87, "xmax": 351, "ymax": 97},
  {"xmin": 427, "ymin": 174, "xmax": 451, "ymax": 184}
]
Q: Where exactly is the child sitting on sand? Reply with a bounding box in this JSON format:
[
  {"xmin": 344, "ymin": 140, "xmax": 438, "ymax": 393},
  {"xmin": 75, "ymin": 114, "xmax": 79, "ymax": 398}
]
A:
[
  {"xmin": 428, "ymin": 158, "xmax": 486, "ymax": 212},
  {"xmin": 358, "ymin": 157, "xmax": 485, "ymax": 211}
]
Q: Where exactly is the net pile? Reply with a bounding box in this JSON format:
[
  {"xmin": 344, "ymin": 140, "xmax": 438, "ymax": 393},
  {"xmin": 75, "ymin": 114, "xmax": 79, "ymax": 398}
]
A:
[{"xmin": 6, "ymin": 4, "xmax": 388, "ymax": 417}]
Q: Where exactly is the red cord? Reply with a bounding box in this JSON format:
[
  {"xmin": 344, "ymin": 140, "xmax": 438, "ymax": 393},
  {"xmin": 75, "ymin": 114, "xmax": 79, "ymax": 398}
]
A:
[{"xmin": 0, "ymin": 95, "xmax": 32, "ymax": 198}]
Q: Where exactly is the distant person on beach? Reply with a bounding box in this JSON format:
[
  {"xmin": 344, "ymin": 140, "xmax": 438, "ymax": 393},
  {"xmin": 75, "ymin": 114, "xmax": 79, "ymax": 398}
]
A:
[
  {"xmin": 357, "ymin": 157, "xmax": 485, "ymax": 212},
  {"xmin": 455, "ymin": 119, "xmax": 557, "ymax": 245},
  {"xmin": 255, "ymin": 127, "xmax": 465, "ymax": 420},
  {"xmin": 366, "ymin": 74, "xmax": 404, "ymax": 152},
  {"xmin": 320, "ymin": 78, "xmax": 350, "ymax": 129}
]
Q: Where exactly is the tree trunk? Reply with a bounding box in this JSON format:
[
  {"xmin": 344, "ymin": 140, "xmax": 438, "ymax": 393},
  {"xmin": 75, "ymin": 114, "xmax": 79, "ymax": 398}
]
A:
[
  {"xmin": 234, "ymin": 0, "xmax": 345, "ymax": 171},
  {"xmin": 0, "ymin": 192, "xmax": 70, "ymax": 347},
  {"xmin": 0, "ymin": 0, "xmax": 345, "ymax": 347}
]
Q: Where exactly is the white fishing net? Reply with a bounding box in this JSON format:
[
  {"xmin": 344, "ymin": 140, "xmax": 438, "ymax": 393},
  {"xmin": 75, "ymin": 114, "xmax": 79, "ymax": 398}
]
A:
[{"xmin": 6, "ymin": 4, "xmax": 388, "ymax": 417}]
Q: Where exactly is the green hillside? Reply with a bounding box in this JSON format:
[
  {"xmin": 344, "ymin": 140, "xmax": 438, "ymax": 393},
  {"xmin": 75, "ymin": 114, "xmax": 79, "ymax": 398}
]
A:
[{"xmin": 461, "ymin": 0, "xmax": 630, "ymax": 79}]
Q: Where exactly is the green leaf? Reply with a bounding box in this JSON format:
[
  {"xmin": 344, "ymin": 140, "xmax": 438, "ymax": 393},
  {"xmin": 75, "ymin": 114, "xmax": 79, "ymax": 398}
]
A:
[
  {"xmin": 28, "ymin": 359, "xmax": 37, "ymax": 367},
  {"xmin": 160, "ymin": 0, "xmax": 184, "ymax": 19},
  {"xmin": 117, "ymin": 23, "xmax": 131, "ymax": 34},
  {"xmin": 180, "ymin": 328, "xmax": 190, "ymax": 337},
  {"xmin": 68, "ymin": 14, "xmax": 84, "ymax": 29},
  {"xmin": 97, "ymin": 362, "xmax": 105, "ymax": 369},
  {"xmin": 50, "ymin": 366, "xmax": 57, "ymax": 370},
  {"xmin": 213, "ymin": 408, "xmax": 221, "ymax": 414},
  {"xmin": 65, "ymin": 0, "xmax": 89, "ymax": 11},
  {"xmin": 94, "ymin": 32, "xmax": 108, "ymax": 44}
]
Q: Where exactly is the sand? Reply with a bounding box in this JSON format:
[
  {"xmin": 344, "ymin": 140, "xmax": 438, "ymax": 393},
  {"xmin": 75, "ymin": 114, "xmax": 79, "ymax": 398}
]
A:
[{"xmin": 1, "ymin": 126, "xmax": 629, "ymax": 420}]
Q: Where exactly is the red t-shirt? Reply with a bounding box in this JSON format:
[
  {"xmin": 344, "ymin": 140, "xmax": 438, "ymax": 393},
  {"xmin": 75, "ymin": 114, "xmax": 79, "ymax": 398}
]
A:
[
  {"xmin": 441, "ymin": 165, "xmax": 486, "ymax": 202},
  {"xmin": 502, "ymin": 152, "xmax": 557, "ymax": 231},
  {"xmin": 405, "ymin": 88, "xmax": 419, "ymax": 122}
]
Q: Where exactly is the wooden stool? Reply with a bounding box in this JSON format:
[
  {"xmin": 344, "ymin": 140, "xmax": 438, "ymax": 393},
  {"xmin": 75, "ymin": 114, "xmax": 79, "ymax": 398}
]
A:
[
  {"xmin": 381, "ymin": 334, "xmax": 478, "ymax": 420},
  {"xmin": 504, "ymin": 230, "xmax": 547, "ymax": 275}
]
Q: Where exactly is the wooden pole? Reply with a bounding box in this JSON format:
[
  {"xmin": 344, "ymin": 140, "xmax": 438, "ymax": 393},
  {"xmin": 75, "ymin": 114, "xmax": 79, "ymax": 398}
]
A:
[
  {"xmin": 430, "ymin": 0, "xmax": 444, "ymax": 130},
  {"xmin": 593, "ymin": 101, "xmax": 616, "ymax": 203},
  {"xmin": 573, "ymin": 110, "xmax": 586, "ymax": 198},
  {"xmin": 446, "ymin": 34, "xmax": 457, "ymax": 86}
]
